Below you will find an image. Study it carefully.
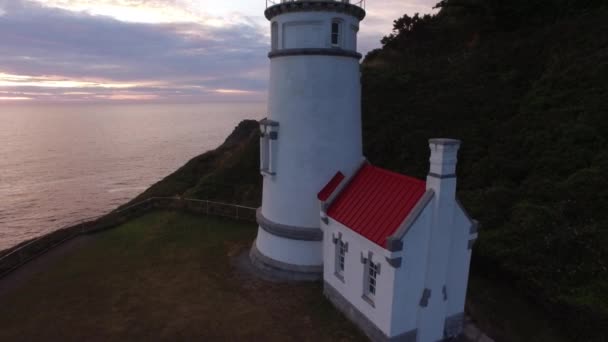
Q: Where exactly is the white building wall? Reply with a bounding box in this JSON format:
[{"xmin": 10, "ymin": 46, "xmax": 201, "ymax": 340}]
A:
[
  {"xmin": 272, "ymin": 12, "xmax": 359, "ymax": 51},
  {"xmin": 415, "ymin": 193, "xmax": 457, "ymax": 342},
  {"xmin": 255, "ymin": 228, "xmax": 323, "ymax": 266},
  {"xmin": 445, "ymin": 206, "xmax": 475, "ymax": 321},
  {"xmin": 389, "ymin": 204, "xmax": 433, "ymax": 338},
  {"xmin": 415, "ymin": 141, "xmax": 461, "ymax": 342},
  {"xmin": 283, "ymin": 21, "xmax": 324, "ymax": 49},
  {"xmin": 323, "ymin": 218, "xmax": 396, "ymax": 335},
  {"xmin": 261, "ymin": 54, "xmax": 362, "ymax": 228},
  {"xmin": 255, "ymin": 8, "xmax": 364, "ymax": 270}
]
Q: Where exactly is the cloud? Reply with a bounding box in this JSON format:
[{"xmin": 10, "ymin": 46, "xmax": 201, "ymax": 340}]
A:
[
  {"xmin": 0, "ymin": 0, "xmax": 270, "ymax": 102},
  {"xmin": 0, "ymin": 0, "xmax": 436, "ymax": 103},
  {"xmin": 29, "ymin": 0, "xmax": 266, "ymax": 26}
]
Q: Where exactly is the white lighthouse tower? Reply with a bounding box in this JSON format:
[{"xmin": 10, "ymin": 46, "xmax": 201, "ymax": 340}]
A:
[{"xmin": 250, "ymin": 0, "xmax": 367, "ymax": 280}]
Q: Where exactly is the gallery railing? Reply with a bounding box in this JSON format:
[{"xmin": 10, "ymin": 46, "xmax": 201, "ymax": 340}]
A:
[
  {"xmin": 0, "ymin": 197, "xmax": 256, "ymax": 279},
  {"xmin": 265, "ymin": 0, "xmax": 366, "ymax": 10}
]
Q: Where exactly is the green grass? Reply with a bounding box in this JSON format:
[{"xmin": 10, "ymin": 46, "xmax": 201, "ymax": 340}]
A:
[{"xmin": 0, "ymin": 211, "xmax": 364, "ymax": 341}]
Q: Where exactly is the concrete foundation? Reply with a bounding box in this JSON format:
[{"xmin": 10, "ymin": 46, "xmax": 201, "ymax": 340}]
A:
[{"xmin": 249, "ymin": 242, "xmax": 322, "ymax": 282}]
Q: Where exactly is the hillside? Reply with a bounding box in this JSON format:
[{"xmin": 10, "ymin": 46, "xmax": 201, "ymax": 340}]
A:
[
  {"xmin": 124, "ymin": 119, "xmax": 262, "ymax": 208},
  {"xmin": 361, "ymin": 1, "xmax": 607, "ymax": 340},
  {"xmin": 130, "ymin": 1, "xmax": 607, "ymax": 340}
]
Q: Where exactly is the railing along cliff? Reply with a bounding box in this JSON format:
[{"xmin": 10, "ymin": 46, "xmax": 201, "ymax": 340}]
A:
[{"xmin": 0, "ymin": 197, "xmax": 256, "ymax": 279}]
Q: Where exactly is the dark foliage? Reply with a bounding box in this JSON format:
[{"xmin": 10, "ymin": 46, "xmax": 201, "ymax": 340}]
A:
[
  {"xmin": 363, "ymin": 1, "xmax": 607, "ymax": 340},
  {"xmin": 125, "ymin": 120, "xmax": 262, "ymax": 208}
]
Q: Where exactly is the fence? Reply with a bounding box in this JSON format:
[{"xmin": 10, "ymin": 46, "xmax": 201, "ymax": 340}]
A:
[{"xmin": 0, "ymin": 197, "xmax": 256, "ymax": 279}]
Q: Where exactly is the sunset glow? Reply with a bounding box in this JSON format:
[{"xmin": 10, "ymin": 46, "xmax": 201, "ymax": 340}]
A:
[
  {"xmin": 32, "ymin": 0, "xmax": 260, "ymax": 26},
  {"xmin": 0, "ymin": 96, "xmax": 32, "ymax": 101},
  {"xmin": 215, "ymin": 89, "xmax": 256, "ymax": 95},
  {"xmin": 103, "ymin": 94, "xmax": 160, "ymax": 101},
  {"xmin": 0, "ymin": 72, "xmax": 143, "ymax": 89},
  {"xmin": 1, "ymin": 0, "xmax": 437, "ymax": 103}
]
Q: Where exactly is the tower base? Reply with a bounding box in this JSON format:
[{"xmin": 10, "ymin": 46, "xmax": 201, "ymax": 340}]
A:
[{"xmin": 249, "ymin": 241, "xmax": 322, "ymax": 282}]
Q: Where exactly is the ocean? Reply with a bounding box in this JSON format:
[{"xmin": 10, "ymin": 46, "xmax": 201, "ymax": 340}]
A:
[{"xmin": 0, "ymin": 103, "xmax": 265, "ymax": 251}]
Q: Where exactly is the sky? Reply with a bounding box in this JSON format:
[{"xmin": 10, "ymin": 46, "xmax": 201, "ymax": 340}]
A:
[{"xmin": 0, "ymin": 0, "xmax": 438, "ymax": 104}]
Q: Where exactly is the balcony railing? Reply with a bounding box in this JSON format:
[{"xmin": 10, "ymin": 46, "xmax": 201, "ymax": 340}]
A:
[{"xmin": 266, "ymin": 0, "xmax": 366, "ymax": 10}]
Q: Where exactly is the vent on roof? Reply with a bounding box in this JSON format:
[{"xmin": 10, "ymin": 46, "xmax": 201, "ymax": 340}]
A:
[{"xmin": 318, "ymin": 171, "xmax": 345, "ymax": 201}]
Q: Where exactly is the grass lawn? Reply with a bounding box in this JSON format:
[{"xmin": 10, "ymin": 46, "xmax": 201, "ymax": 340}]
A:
[{"xmin": 0, "ymin": 211, "xmax": 365, "ymax": 341}]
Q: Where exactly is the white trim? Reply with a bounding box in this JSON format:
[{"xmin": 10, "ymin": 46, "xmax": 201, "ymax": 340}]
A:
[
  {"xmin": 259, "ymin": 119, "xmax": 280, "ymax": 176},
  {"xmin": 331, "ymin": 18, "xmax": 343, "ymax": 47}
]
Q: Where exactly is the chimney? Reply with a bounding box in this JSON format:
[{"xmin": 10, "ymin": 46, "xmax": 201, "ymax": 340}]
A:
[{"xmin": 426, "ymin": 139, "xmax": 461, "ymax": 200}]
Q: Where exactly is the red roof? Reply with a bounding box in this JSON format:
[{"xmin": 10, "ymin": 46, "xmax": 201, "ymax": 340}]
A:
[
  {"xmin": 317, "ymin": 171, "xmax": 345, "ymax": 201},
  {"xmin": 326, "ymin": 164, "xmax": 426, "ymax": 247}
]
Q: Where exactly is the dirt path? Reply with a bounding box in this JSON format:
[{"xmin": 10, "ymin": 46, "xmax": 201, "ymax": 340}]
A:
[{"xmin": 0, "ymin": 235, "xmax": 94, "ymax": 298}]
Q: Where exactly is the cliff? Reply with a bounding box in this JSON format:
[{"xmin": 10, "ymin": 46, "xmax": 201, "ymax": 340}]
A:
[{"xmin": 125, "ymin": 119, "xmax": 262, "ymax": 208}]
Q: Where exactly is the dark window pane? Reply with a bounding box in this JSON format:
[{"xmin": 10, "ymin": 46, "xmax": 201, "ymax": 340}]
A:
[{"xmin": 331, "ymin": 22, "xmax": 340, "ymax": 45}]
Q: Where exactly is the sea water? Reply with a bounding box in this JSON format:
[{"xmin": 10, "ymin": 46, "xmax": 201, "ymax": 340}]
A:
[{"xmin": 0, "ymin": 103, "xmax": 265, "ymax": 251}]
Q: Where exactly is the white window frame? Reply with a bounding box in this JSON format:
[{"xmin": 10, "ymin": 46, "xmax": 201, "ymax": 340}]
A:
[
  {"xmin": 259, "ymin": 119, "xmax": 279, "ymax": 176},
  {"xmin": 367, "ymin": 261, "xmax": 379, "ymax": 296},
  {"xmin": 361, "ymin": 251, "xmax": 381, "ymax": 306},
  {"xmin": 332, "ymin": 233, "xmax": 348, "ymax": 282},
  {"xmin": 351, "ymin": 24, "xmax": 359, "ymax": 51},
  {"xmin": 271, "ymin": 21, "xmax": 279, "ymax": 51},
  {"xmin": 338, "ymin": 240, "xmax": 347, "ymax": 273},
  {"xmin": 331, "ymin": 19, "xmax": 343, "ymax": 47}
]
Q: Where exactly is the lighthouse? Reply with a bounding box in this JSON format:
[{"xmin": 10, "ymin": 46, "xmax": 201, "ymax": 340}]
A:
[{"xmin": 250, "ymin": 0, "xmax": 367, "ymax": 280}]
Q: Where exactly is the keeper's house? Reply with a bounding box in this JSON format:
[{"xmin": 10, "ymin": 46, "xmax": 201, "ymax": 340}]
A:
[{"xmin": 319, "ymin": 139, "xmax": 478, "ymax": 342}]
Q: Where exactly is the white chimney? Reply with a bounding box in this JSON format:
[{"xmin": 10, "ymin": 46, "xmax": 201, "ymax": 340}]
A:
[
  {"xmin": 420, "ymin": 138, "xmax": 462, "ymax": 342},
  {"xmin": 426, "ymin": 138, "xmax": 461, "ymax": 200}
]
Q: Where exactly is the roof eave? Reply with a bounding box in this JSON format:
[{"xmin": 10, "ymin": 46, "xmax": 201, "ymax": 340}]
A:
[{"xmin": 385, "ymin": 189, "xmax": 435, "ymax": 252}]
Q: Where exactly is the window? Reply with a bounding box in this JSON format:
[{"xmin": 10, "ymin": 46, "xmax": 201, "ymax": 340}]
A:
[
  {"xmin": 271, "ymin": 22, "xmax": 278, "ymax": 51},
  {"xmin": 331, "ymin": 20, "xmax": 341, "ymax": 47},
  {"xmin": 333, "ymin": 233, "xmax": 348, "ymax": 281},
  {"xmin": 337, "ymin": 240, "xmax": 347, "ymax": 273},
  {"xmin": 338, "ymin": 240, "xmax": 347, "ymax": 271},
  {"xmin": 259, "ymin": 119, "xmax": 279, "ymax": 176},
  {"xmin": 351, "ymin": 24, "xmax": 359, "ymax": 50},
  {"xmin": 361, "ymin": 251, "xmax": 381, "ymax": 305},
  {"xmin": 368, "ymin": 261, "xmax": 379, "ymax": 295}
]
